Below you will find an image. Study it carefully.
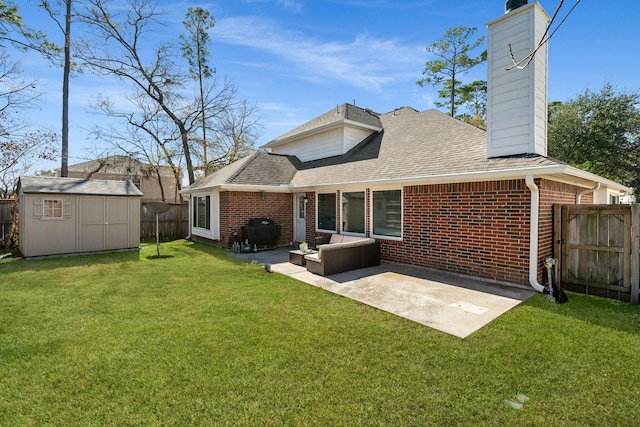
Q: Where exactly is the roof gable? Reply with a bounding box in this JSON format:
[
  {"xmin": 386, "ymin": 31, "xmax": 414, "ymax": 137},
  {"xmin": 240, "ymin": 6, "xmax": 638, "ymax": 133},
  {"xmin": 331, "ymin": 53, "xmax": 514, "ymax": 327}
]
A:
[
  {"xmin": 264, "ymin": 104, "xmax": 382, "ymax": 146},
  {"xmin": 261, "ymin": 104, "xmax": 383, "ymax": 162}
]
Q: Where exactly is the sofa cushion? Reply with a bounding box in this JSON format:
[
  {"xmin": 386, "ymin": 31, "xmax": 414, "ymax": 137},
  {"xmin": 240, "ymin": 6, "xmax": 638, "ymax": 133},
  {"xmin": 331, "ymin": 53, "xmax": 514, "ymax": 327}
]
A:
[
  {"xmin": 317, "ymin": 243, "xmax": 343, "ymax": 259},
  {"xmin": 329, "ymin": 234, "xmax": 343, "ymax": 244},
  {"xmin": 343, "ymin": 237, "xmax": 375, "ymax": 246},
  {"xmin": 304, "ymin": 253, "xmax": 320, "ymax": 262},
  {"xmin": 340, "ymin": 235, "xmax": 363, "ymax": 243},
  {"xmin": 342, "ymin": 240, "xmax": 364, "ymax": 248}
]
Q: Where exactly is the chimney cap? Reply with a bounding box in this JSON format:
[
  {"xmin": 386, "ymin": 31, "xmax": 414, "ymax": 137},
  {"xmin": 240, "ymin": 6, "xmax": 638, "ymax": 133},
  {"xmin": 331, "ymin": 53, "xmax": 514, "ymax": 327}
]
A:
[{"xmin": 505, "ymin": 0, "xmax": 528, "ymax": 13}]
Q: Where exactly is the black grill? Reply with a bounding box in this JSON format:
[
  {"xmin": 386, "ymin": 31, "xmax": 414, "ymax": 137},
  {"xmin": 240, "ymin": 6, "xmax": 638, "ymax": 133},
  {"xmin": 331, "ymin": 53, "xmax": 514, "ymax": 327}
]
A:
[{"xmin": 241, "ymin": 218, "xmax": 282, "ymax": 250}]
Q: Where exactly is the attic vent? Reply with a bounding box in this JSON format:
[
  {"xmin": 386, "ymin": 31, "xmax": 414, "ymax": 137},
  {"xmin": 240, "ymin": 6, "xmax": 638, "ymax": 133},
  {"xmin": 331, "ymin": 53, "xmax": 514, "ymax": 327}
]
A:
[{"xmin": 505, "ymin": 0, "xmax": 527, "ymax": 13}]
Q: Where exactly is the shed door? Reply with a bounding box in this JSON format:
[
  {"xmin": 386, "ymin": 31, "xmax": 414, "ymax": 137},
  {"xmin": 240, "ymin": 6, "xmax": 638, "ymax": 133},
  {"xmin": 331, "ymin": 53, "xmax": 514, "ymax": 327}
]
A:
[
  {"xmin": 106, "ymin": 197, "xmax": 130, "ymax": 249},
  {"xmin": 80, "ymin": 196, "xmax": 131, "ymax": 252},
  {"xmin": 81, "ymin": 197, "xmax": 107, "ymax": 252}
]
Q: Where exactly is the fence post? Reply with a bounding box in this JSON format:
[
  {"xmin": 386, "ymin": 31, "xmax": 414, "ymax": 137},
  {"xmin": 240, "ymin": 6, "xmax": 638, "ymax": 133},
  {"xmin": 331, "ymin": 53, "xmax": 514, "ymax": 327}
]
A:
[{"xmin": 631, "ymin": 204, "xmax": 639, "ymax": 305}]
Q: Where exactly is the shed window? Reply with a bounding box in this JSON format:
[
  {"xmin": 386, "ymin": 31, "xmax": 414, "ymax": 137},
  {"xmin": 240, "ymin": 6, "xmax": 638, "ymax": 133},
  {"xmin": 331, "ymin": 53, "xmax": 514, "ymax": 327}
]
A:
[
  {"xmin": 194, "ymin": 195, "xmax": 211, "ymax": 230},
  {"xmin": 44, "ymin": 199, "xmax": 63, "ymax": 219},
  {"xmin": 317, "ymin": 193, "xmax": 336, "ymax": 232}
]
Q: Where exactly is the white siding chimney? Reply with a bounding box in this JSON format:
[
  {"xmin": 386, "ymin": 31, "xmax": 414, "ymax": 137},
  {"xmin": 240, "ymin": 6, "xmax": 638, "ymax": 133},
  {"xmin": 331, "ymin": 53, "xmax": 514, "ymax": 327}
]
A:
[{"xmin": 486, "ymin": 2, "xmax": 550, "ymax": 158}]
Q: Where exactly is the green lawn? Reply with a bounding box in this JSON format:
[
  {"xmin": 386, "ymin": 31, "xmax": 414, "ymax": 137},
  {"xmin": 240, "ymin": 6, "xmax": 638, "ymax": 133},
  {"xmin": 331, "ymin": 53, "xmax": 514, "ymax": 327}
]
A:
[{"xmin": 1, "ymin": 240, "xmax": 639, "ymax": 426}]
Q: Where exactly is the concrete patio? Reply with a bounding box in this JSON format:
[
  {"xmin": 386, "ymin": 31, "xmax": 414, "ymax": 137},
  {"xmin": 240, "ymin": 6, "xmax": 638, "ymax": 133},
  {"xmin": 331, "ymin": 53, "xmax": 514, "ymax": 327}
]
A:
[{"xmin": 228, "ymin": 247, "xmax": 535, "ymax": 338}]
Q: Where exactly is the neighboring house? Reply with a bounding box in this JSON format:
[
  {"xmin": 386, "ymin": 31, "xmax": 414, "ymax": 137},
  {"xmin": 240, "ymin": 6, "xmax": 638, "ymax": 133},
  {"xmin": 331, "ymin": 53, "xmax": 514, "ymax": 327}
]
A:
[
  {"xmin": 59, "ymin": 155, "xmax": 182, "ymax": 204},
  {"xmin": 17, "ymin": 176, "xmax": 142, "ymax": 258},
  {"xmin": 181, "ymin": 2, "xmax": 629, "ymax": 290}
]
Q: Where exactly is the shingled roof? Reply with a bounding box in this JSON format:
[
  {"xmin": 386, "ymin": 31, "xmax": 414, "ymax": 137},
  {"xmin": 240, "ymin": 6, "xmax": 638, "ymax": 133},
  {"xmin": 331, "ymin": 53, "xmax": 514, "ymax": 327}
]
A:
[
  {"xmin": 186, "ymin": 151, "xmax": 299, "ymax": 191},
  {"xmin": 290, "ymin": 107, "xmax": 562, "ymax": 187},
  {"xmin": 263, "ymin": 103, "xmax": 382, "ymax": 148},
  {"xmin": 182, "ymin": 105, "xmax": 629, "ymax": 193},
  {"xmin": 19, "ymin": 176, "xmax": 143, "ymax": 196}
]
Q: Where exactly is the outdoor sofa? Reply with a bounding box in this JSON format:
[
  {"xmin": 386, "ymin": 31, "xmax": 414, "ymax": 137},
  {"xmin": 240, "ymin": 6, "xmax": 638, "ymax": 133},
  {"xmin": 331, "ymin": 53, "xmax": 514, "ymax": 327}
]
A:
[{"xmin": 304, "ymin": 234, "xmax": 380, "ymax": 276}]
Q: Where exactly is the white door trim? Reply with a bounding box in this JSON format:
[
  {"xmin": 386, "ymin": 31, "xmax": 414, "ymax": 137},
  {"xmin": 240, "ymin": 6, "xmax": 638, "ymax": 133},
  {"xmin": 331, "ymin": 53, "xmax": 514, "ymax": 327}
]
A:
[{"xmin": 293, "ymin": 193, "xmax": 307, "ymax": 243}]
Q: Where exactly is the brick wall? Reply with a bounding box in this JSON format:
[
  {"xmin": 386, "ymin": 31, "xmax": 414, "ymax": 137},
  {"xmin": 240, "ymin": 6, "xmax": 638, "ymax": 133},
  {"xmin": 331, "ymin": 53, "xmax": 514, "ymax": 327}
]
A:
[
  {"xmin": 219, "ymin": 191, "xmax": 293, "ymax": 248},
  {"xmin": 377, "ymin": 178, "xmax": 587, "ymax": 287},
  {"xmin": 203, "ymin": 180, "xmax": 588, "ymax": 287},
  {"xmin": 304, "ymin": 192, "xmax": 316, "ymax": 244},
  {"xmin": 386, "ymin": 180, "xmax": 531, "ymax": 285}
]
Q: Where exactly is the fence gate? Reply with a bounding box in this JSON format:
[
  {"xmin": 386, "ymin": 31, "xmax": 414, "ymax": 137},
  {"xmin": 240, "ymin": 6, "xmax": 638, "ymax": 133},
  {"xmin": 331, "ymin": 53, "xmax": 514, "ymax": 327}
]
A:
[{"xmin": 554, "ymin": 204, "xmax": 639, "ymax": 304}]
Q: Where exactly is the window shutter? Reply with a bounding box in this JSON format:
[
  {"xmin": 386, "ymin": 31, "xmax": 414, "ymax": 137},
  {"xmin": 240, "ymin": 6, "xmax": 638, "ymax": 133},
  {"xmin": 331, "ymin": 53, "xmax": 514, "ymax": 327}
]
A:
[
  {"xmin": 63, "ymin": 199, "xmax": 72, "ymax": 219},
  {"xmin": 34, "ymin": 198, "xmax": 43, "ymax": 219}
]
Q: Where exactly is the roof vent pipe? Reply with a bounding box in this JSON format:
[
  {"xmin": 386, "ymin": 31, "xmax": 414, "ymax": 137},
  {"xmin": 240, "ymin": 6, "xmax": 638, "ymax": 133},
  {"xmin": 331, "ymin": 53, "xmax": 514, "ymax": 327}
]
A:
[{"xmin": 505, "ymin": 0, "xmax": 528, "ymax": 13}]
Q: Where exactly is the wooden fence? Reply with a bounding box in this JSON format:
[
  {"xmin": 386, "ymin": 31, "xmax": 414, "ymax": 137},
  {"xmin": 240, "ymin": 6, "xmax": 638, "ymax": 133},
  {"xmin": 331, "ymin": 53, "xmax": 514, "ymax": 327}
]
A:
[
  {"xmin": 554, "ymin": 204, "xmax": 639, "ymax": 304},
  {"xmin": 0, "ymin": 199, "xmax": 14, "ymax": 242},
  {"xmin": 140, "ymin": 202, "xmax": 189, "ymax": 240}
]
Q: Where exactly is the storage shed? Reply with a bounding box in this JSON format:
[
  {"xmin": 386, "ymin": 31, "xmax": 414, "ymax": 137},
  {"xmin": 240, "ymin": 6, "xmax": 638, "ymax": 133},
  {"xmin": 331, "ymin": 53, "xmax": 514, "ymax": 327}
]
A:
[{"xmin": 17, "ymin": 176, "xmax": 142, "ymax": 258}]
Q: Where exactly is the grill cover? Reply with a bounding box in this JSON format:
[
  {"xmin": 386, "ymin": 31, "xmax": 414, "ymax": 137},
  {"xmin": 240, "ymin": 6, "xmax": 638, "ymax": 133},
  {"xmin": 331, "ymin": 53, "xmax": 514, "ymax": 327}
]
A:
[{"xmin": 241, "ymin": 218, "xmax": 281, "ymax": 249}]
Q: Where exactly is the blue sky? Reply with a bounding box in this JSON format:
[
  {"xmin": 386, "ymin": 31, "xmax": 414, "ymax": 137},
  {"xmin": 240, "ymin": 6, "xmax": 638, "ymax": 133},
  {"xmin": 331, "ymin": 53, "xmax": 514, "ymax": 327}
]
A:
[{"xmin": 11, "ymin": 0, "xmax": 640, "ymax": 171}]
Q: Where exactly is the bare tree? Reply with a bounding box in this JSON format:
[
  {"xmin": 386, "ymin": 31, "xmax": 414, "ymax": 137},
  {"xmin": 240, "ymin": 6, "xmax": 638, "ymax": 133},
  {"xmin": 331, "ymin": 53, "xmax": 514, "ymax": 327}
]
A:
[
  {"xmin": 78, "ymin": 0, "xmax": 207, "ymax": 184},
  {"xmin": 205, "ymin": 100, "xmax": 261, "ymax": 173},
  {"xmin": 0, "ymin": 51, "xmax": 57, "ymax": 197},
  {"xmin": 89, "ymin": 93, "xmax": 184, "ymax": 202},
  {"xmin": 79, "ymin": 0, "xmax": 258, "ymax": 184}
]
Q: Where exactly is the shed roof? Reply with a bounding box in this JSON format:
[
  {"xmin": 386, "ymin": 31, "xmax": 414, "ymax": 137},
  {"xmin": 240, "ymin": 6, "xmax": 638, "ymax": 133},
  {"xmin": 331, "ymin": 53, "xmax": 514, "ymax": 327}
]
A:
[{"xmin": 19, "ymin": 176, "xmax": 143, "ymax": 196}]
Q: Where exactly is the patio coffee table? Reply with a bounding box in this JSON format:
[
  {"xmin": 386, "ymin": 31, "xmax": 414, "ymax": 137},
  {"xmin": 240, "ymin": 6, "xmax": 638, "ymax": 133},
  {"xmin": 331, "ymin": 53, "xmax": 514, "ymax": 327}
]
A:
[{"xmin": 289, "ymin": 249, "xmax": 317, "ymax": 266}]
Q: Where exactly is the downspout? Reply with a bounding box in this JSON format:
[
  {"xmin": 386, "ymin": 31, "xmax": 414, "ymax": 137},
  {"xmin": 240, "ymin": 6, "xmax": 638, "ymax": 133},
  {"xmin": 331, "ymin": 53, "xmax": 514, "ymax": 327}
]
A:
[
  {"xmin": 576, "ymin": 182, "xmax": 600, "ymax": 204},
  {"xmin": 525, "ymin": 175, "xmax": 546, "ymax": 292},
  {"xmin": 185, "ymin": 194, "xmax": 192, "ymax": 240}
]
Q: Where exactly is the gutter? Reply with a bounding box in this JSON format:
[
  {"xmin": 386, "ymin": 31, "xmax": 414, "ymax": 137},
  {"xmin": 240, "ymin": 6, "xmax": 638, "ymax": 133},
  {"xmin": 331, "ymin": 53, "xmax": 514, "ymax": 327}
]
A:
[
  {"xmin": 525, "ymin": 175, "xmax": 546, "ymax": 293},
  {"xmin": 576, "ymin": 182, "xmax": 600, "ymax": 204},
  {"xmin": 293, "ymin": 165, "xmax": 630, "ymax": 194},
  {"xmin": 179, "ymin": 163, "xmax": 630, "ymax": 195},
  {"xmin": 180, "ymin": 184, "xmax": 292, "ymax": 194}
]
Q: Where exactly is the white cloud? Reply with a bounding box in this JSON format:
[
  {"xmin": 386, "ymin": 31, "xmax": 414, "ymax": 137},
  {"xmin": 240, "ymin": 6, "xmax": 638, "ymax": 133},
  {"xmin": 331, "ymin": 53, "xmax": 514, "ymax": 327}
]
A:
[
  {"xmin": 242, "ymin": 0, "xmax": 304, "ymax": 14},
  {"xmin": 215, "ymin": 16, "xmax": 422, "ymax": 92}
]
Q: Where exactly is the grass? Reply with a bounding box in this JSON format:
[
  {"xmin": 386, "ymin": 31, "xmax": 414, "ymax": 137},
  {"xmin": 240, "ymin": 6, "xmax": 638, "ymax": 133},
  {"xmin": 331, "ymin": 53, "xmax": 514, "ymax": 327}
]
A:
[{"xmin": 1, "ymin": 239, "xmax": 639, "ymax": 426}]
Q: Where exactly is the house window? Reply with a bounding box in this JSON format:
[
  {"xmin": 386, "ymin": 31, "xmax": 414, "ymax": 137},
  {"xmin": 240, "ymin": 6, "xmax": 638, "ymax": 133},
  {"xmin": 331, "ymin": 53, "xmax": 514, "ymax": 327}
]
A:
[
  {"xmin": 341, "ymin": 191, "xmax": 365, "ymax": 234},
  {"xmin": 317, "ymin": 193, "xmax": 336, "ymax": 231},
  {"xmin": 193, "ymin": 195, "xmax": 211, "ymax": 230},
  {"xmin": 43, "ymin": 199, "xmax": 63, "ymax": 219},
  {"xmin": 610, "ymin": 194, "xmax": 620, "ymax": 205},
  {"xmin": 372, "ymin": 189, "xmax": 402, "ymax": 238},
  {"xmin": 121, "ymin": 176, "xmax": 142, "ymax": 190}
]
